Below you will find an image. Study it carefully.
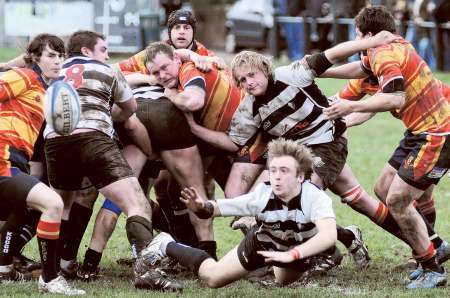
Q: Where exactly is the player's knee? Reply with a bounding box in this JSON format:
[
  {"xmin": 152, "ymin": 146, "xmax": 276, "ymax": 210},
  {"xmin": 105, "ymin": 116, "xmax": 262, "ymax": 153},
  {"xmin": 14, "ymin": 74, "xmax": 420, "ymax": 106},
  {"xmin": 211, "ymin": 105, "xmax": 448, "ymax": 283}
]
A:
[
  {"xmin": 203, "ymin": 274, "xmax": 226, "ymax": 288},
  {"xmin": 373, "ymin": 181, "xmax": 387, "ymax": 201},
  {"xmin": 42, "ymin": 192, "xmax": 64, "ymax": 218},
  {"xmin": 386, "ymin": 192, "xmax": 406, "ymax": 213}
]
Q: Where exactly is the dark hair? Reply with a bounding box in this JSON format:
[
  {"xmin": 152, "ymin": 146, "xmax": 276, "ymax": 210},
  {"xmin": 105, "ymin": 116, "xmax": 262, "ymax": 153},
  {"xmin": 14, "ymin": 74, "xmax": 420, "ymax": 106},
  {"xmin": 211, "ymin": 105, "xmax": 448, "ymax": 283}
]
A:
[
  {"xmin": 355, "ymin": 6, "xmax": 396, "ymax": 36},
  {"xmin": 23, "ymin": 33, "xmax": 65, "ymax": 65},
  {"xmin": 143, "ymin": 41, "xmax": 174, "ymax": 66},
  {"xmin": 167, "ymin": 9, "xmax": 197, "ymax": 44},
  {"xmin": 67, "ymin": 30, "xmax": 105, "ymax": 57}
]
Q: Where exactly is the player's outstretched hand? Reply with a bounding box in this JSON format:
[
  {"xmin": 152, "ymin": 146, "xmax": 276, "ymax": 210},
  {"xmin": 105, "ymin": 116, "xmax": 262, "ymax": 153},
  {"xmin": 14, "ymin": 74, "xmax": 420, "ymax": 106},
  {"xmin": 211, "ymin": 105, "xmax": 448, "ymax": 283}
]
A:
[
  {"xmin": 180, "ymin": 187, "xmax": 206, "ymax": 212},
  {"xmin": 257, "ymin": 250, "xmax": 294, "ymax": 264},
  {"xmin": 323, "ymin": 99, "xmax": 355, "ymax": 120}
]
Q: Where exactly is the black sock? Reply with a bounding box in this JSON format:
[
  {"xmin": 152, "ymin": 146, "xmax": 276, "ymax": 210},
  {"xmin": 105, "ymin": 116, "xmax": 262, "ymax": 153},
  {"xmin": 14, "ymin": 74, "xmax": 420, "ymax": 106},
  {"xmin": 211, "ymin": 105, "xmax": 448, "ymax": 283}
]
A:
[
  {"xmin": 0, "ymin": 220, "xmax": 18, "ymax": 266},
  {"xmin": 337, "ymin": 225, "xmax": 355, "ymax": 248},
  {"xmin": 416, "ymin": 208, "xmax": 443, "ymax": 249},
  {"xmin": 125, "ymin": 215, "xmax": 153, "ymax": 257},
  {"xmin": 424, "ymin": 212, "xmax": 436, "ymax": 229},
  {"xmin": 421, "ymin": 257, "xmax": 444, "ymax": 273},
  {"xmin": 61, "ymin": 203, "xmax": 92, "ymax": 261},
  {"xmin": 198, "ymin": 241, "xmax": 217, "ymax": 260},
  {"xmin": 57, "ymin": 219, "xmax": 71, "ymax": 265},
  {"xmin": 0, "ymin": 211, "xmax": 26, "ymax": 266},
  {"xmin": 82, "ymin": 248, "xmax": 102, "ymax": 271},
  {"xmin": 12, "ymin": 209, "xmax": 40, "ymax": 256},
  {"xmin": 37, "ymin": 237, "xmax": 58, "ymax": 282},
  {"xmin": 166, "ymin": 242, "xmax": 211, "ymax": 274}
]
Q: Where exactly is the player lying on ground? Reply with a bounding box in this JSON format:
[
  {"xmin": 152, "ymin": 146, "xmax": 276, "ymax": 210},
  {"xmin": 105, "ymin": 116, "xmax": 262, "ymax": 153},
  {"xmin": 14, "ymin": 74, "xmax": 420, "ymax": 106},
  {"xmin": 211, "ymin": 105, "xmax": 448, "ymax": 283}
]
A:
[{"xmin": 143, "ymin": 138, "xmax": 337, "ymax": 288}]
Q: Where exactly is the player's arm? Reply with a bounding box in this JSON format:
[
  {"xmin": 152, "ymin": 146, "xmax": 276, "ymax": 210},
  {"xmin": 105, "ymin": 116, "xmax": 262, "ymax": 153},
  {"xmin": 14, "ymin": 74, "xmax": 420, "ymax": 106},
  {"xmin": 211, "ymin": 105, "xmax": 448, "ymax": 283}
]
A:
[
  {"xmin": 257, "ymin": 217, "xmax": 337, "ymax": 263},
  {"xmin": 344, "ymin": 112, "xmax": 376, "ymax": 127},
  {"xmin": 0, "ymin": 70, "xmax": 26, "ymax": 102},
  {"xmin": 0, "ymin": 54, "xmax": 26, "ymax": 71},
  {"xmin": 324, "ymin": 84, "xmax": 405, "ymax": 120},
  {"xmin": 324, "ymin": 30, "xmax": 397, "ymax": 64},
  {"xmin": 165, "ymin": 85, "xmax": 205, "ymax": 112},
  {"xmin": 123, "ymin": 114, "xmax": 156, "ymax": 158},
  {"xmin": 124, "ymin": 73, "xmax": 158, "ymax": 88},
  {"xmin": 175, "ymin": 49, "xmax": 226, "ymax": 71},
  {"xmin": 184, "ymin": 112, "xmax": 238, "ymax": 152},
  {"xmin": 180, "ymin": 184, "xmax": 265, "ymax": 218},
  {"xmin": 320, "ymin": 61, "xmax": 367, "ymax": 79},
  {"xmin": 111, "ymin": 97, "xmax": 137, "ymax": 122}
]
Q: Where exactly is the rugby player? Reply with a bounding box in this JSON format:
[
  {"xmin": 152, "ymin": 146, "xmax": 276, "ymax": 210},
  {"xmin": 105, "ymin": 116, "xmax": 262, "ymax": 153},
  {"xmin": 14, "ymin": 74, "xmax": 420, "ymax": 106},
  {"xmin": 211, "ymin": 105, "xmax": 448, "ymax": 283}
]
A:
[
  {"xmin": 0, "ymin": 33, "xmax": 84, "ymax": 295},
  {"xmin": 43, "ymin": 30, "xmax": 181, "ymax": 292},
  {"xmin": 182, "ymin": 32, "xmax": 400, "ymax": 270},
  {"xmin": 141, "ymin": 138, "xmax": 337, "ymax": 288},
  {"xmin": 323, "ymin": 6, "xmax": 450, "ymax": 289}
]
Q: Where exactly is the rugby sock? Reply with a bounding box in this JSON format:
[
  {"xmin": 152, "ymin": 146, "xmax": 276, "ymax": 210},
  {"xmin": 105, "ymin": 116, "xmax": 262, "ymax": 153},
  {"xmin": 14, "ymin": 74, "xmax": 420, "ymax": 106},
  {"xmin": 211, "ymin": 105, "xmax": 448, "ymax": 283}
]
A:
[
  {"xmin": 57, "ymin": 219, "xmax": 71, "ymax": 265},
  {"xmin": 61, "ymin": 203, "xmax": 93, "ymax": 261},
  {"xmin": 416, "ymin": 197, "xmax": 436, "ymax": 228},
  {"xmin": 198, "ymin": 241, "xmax": 218, "ymax": 260},
  {"xmin": 0, "ymin": 222, "xmax": 18, "ymax": 266},
  {"xmin": 336, "ymin": 225, "xmax": 355, "ymax": 248},
  {"xmin": 37, "ymin": 220, "xmax": 60, "ymax": 282},
  {"xmin": 415, "ymin": 243, "xmax": 444, "ymax": 273},
  {"xmin": 0, "ymin": 212, "xmax": 25, "ymax": 267},
  {"xmin": 416, "ymin": 208, "xmax": 443, "ymax": 249},
  {"xmin": 341, "ymin": 188, "xmax": 408, "ymax": 243},
  {"xmin": 11, "ymin": 209, "xmax": 40, "ymax": 255},
  {"xmin": 81, "ymin": 248, "xmax": 102, "ymax": 272},
  {"xmin": 125, "ymin": 215, "xmax": 153, "ymax": 257},
  {"xmin": 372, "ymin": 203, "xmax": 409, "ymax": 243},
  {"xmin": 166, "ymin": 241, "xmax": 211, "ymax": 274}
]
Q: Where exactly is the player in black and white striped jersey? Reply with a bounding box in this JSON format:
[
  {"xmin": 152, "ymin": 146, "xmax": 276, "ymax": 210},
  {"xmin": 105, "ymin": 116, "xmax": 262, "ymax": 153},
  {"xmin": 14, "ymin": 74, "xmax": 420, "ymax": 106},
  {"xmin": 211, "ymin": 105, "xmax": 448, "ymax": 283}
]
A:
[
  {"xmin": 140, "ymin": 138, "xmax": 337, "ymax": 288},
  {"xmin": 185, "ymin": 32, "xmax": 400, "ymax": 270}
]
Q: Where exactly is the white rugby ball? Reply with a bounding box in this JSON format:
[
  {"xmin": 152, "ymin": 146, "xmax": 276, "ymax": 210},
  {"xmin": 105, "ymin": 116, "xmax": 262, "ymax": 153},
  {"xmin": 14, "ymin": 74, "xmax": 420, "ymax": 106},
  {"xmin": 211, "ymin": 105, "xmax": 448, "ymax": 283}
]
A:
[{"xmin": 44, "ymin": 81, "xmax": 81, "ymax": 135}]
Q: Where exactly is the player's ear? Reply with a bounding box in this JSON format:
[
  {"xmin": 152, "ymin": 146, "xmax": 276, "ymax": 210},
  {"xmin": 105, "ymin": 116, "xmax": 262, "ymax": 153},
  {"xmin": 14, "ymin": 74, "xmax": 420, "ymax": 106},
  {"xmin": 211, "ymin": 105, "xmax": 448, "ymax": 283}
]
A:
[
  {"xmin": 173, "ymin": 53, "xmax": 181, "ymax": 65},
  {"xmin": 80, "ymin": 46, "xmax": 91, "ymax": 58},
  {"xmin": 297, "ymin": 171, "xmax": 305, "ymax": 183}
]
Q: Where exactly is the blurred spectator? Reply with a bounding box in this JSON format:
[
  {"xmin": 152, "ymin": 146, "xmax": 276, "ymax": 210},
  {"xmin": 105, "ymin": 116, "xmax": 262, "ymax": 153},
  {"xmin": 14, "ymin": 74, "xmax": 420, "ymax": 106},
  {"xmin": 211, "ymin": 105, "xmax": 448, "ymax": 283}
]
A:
[
  {"xmin": 275, "ymin": 0, "xmax": 306, "ymax": 61},
  {"xmin": 303, "ymin": 0, "xmax": 332, "ymax": 52},
  {"xmin": 433, "ymin": 0, "xmax": 450, "ymax": 71},
  {"xmin": 406, "ymin": 0, "xmax": 436, "ymax": 70},
  {"xmin": 161, "ymin": 0, "xmax": 183, "ymax": 25}
]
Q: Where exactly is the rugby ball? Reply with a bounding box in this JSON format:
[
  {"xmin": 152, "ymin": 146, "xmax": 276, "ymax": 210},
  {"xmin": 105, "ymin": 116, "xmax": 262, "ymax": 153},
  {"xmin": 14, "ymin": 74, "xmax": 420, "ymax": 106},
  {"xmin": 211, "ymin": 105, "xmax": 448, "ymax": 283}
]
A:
[{"xmin": 44, "ymin": 81, "xmax": 81, "ymax": 135}]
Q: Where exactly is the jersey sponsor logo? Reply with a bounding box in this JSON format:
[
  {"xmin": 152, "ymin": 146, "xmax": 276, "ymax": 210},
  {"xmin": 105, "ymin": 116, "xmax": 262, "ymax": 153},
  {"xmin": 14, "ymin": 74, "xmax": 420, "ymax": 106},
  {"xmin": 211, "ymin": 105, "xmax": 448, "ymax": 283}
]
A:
[
  {"xmin": 263, "ymin": 120, "xmax": 271, "ymax": 131},
  {"xmin": 427, "ymin": 167, "xmax": 448, "ymax": 179}
]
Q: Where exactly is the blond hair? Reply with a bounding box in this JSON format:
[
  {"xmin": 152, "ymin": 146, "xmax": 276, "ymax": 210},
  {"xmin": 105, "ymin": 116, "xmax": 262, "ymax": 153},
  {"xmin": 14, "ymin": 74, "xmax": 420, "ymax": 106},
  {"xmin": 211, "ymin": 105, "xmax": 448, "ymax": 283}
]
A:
[
  {"xmin": 267, "ymin": 138, "xmax": 313, "ymax": 178},
  {"xmin": 230, "ymin": 51, "xmax": 273, "ymax": 87}
]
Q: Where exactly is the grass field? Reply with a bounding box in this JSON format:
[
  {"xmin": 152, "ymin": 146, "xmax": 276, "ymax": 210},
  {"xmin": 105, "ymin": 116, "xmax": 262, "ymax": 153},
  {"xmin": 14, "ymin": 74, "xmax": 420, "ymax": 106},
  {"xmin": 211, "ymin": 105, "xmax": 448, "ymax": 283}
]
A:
[{"xmin": 1, "ymin": 49, "xmax": 450, "ymax": 297}]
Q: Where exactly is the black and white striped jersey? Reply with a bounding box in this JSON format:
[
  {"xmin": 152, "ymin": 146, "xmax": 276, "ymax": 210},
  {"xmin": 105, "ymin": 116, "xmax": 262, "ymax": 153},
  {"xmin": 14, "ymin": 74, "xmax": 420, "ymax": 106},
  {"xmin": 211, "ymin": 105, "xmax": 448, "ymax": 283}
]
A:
[
  {"xmin": 229, "ymin": 59, "xmax": 346, "ymax": 147},
  {"xmin": 132, "ymin": 85, "xmax": 165, "ymax": 101},
  {"xmin": 217, "ymin": 181, "xmax": 335, "ymax": 251}
]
